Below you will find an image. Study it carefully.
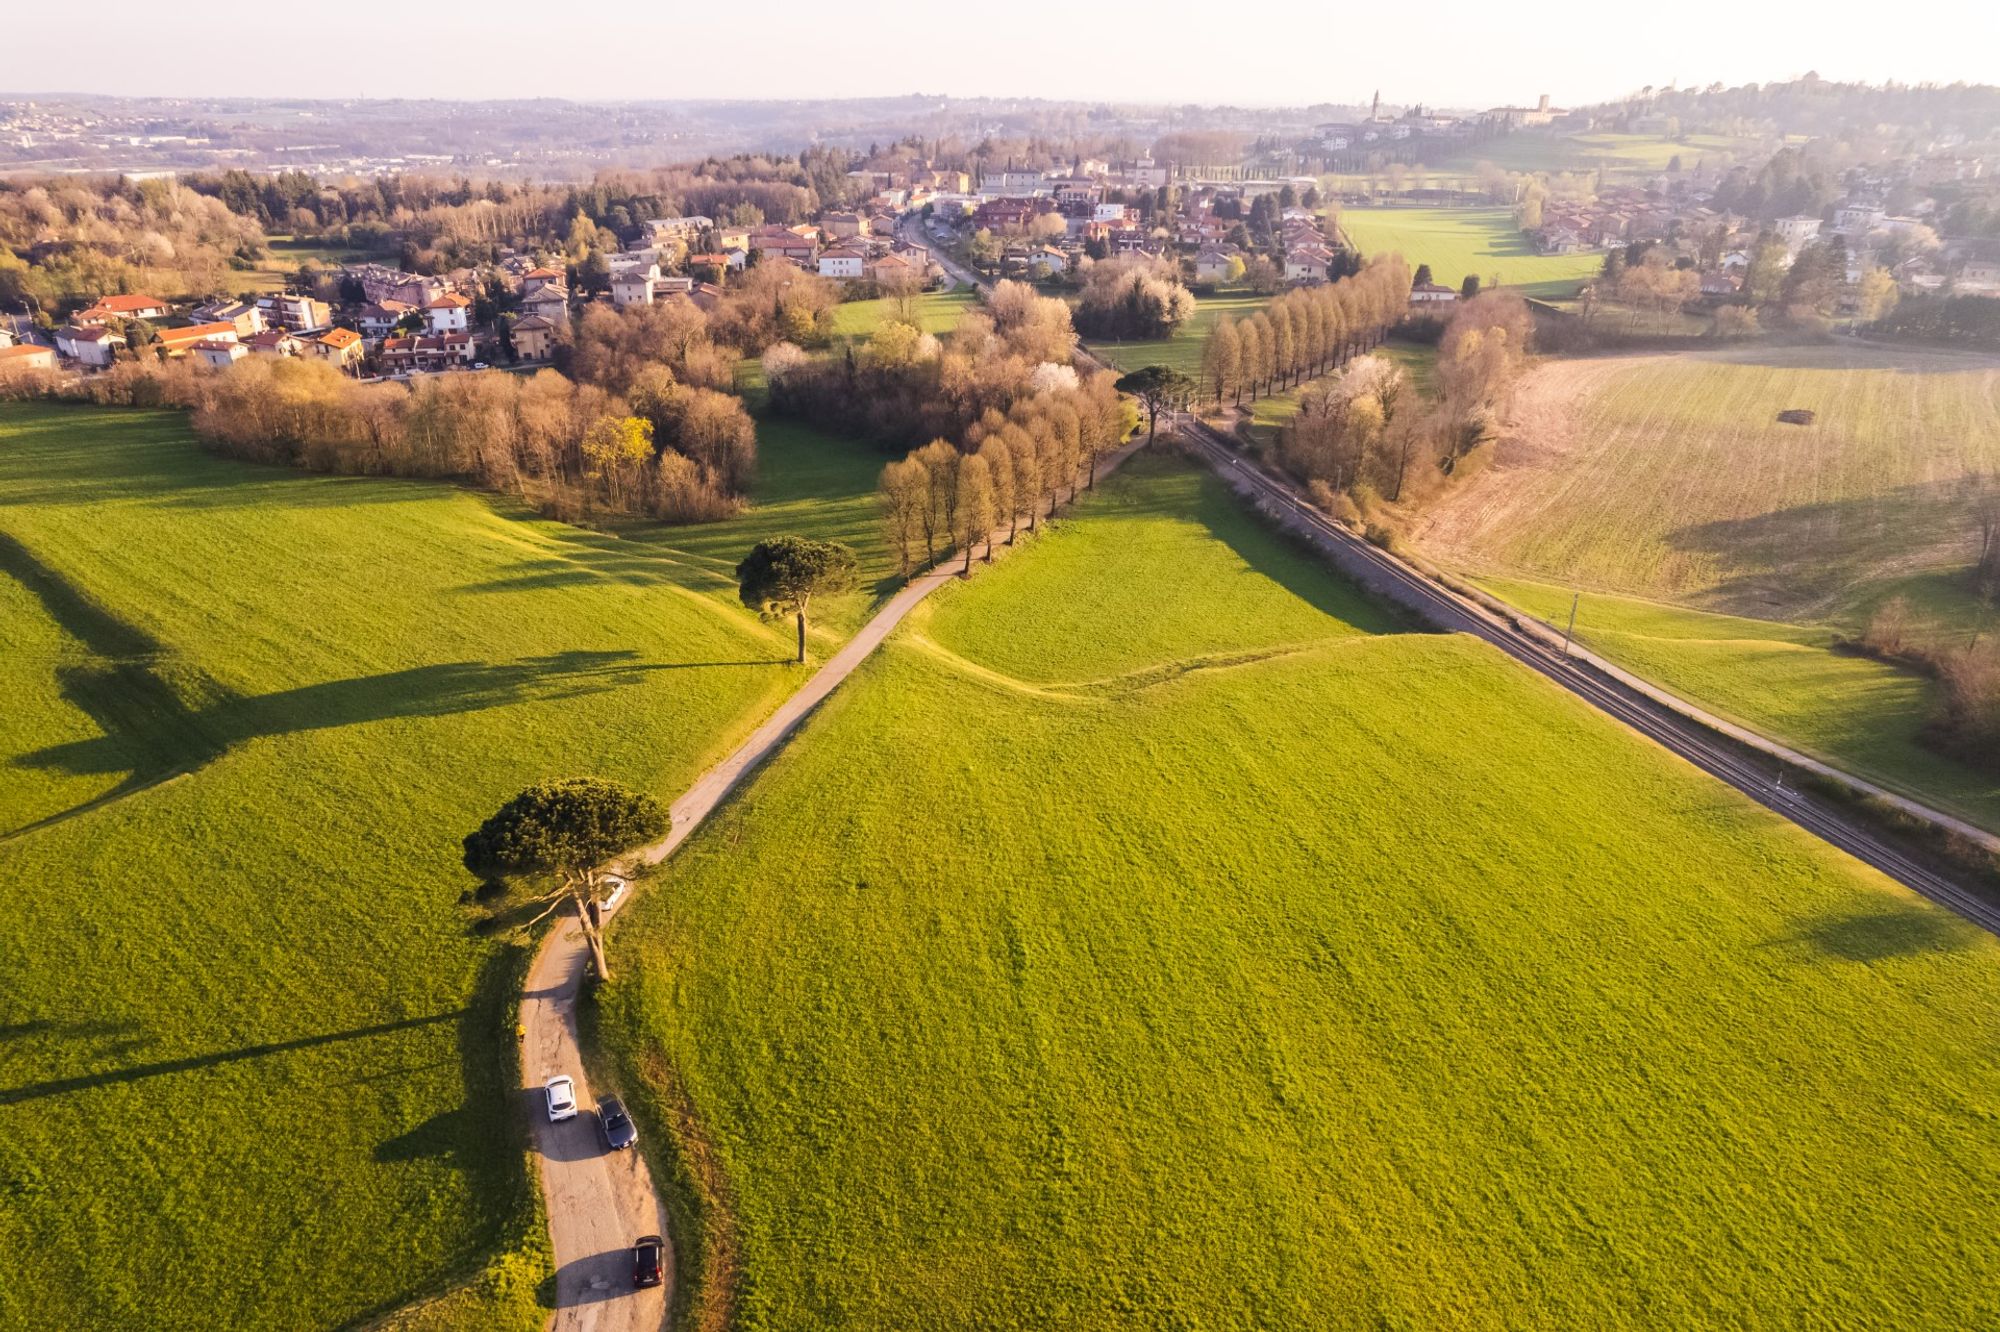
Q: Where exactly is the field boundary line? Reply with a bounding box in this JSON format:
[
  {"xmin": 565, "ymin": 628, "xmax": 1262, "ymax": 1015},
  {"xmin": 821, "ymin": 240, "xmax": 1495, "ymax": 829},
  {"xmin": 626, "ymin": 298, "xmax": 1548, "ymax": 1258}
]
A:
[{"xmin": 1445, "ymin": 579, "xmax": 2000, "ymax": 852}]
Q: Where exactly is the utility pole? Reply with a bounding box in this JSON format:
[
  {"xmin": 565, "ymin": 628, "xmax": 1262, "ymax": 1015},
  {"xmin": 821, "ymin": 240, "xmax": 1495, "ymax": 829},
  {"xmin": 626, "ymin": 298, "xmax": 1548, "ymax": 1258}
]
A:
[{"xmin": 1562, "ymin": 591, "xmax": 1580, "ymax": 657}]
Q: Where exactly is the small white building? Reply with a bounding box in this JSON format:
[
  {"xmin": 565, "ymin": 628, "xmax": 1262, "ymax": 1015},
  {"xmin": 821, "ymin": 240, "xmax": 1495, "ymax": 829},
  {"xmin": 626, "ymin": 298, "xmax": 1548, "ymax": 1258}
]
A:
[
  {"xmin": 817, "ymin": 247, "xmax": 867, "ymax": 281},
  {"xmin": 1194, "ymin": 247, "xmax": 1240, "ymax": 282},
  {"xmin": 424, "ymin": 293, "xmax": 471, "ymax": 335},
  {"xmin": 56, "ymin": 324, "xmax": 124, "ymax": 367},
  {"xmin": 191, "ymin": 338, "xmax": 247, "ymax": 369},
  {"xmin": 612, "ymin": 265, "xmax": 662, "ymax": 309},
  {"xmin": 1409, "ymin": 281, "xmax": 1460, "ymax": 306}
]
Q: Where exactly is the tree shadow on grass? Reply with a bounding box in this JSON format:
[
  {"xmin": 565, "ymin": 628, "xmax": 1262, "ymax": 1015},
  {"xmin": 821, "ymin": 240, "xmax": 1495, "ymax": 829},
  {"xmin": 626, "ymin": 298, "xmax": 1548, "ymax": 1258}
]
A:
[
  {"xmin": 1662, "ymin": 479, "xmax": 1992, "ymax": 620},
  {"xmin": 0, "ymin": 1009, "xmax": 464, "ymax": 1107},
  {"xmin": 1184, "ymin": 462, "xmax": 1416, "ymax": 635},
  {"xmin": 1774, "ymin": 902, "xmax": 1985, "ymax": 964},
  {"xmin": 10, "ymin": 650, "xmax": 775, "ymax": 819},
  {"xmin": 0, "ymin": 409, "xmax": 432, "ymax": 513}
]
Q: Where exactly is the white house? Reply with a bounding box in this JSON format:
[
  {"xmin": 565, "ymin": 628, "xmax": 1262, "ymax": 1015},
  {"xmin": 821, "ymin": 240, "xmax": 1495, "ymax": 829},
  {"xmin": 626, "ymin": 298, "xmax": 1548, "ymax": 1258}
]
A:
[
  {"xmin": 191, "ymin": 338, "xmax": 247, "ymax": 369},
  {"xmin": 1194, "ymin": 247, "xmax": 1240, "ymax": 282},
  {"xmin": 56, "ymin": 324, "xmax": 124, "ymax": 366},
  {"xmin": 1774, "ymin": 215, "xmax": 1822, "ymax": 254},
  {"xmin": 817, "ymin": 246, "xmax": 867, "ymax": 280},
  {"xmin": 1285, "ymin": 249, "xmax": 1335, "ymax": 283},
  {"xmin": 1409, "ymin": 281, "xmax": 1460, "ymax": 306},
  {"xmin": 612, "ymin": 265, "xmax": 662, "ymax": 308},
  {"xmin": 424, "ymin": 293, "xmax": 471, "ymax": 335}
]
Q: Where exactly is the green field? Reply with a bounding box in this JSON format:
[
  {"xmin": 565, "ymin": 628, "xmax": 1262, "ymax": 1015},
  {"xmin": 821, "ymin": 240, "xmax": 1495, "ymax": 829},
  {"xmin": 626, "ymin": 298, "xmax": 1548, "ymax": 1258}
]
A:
[
  {"xmin": 1479, "ymin": 576, "xmax": 2000, "ymax": 832},
  {"xmin": 1420, "ymin": 346, "xmax": 2000, "ymax": 627},
  {"xmin": 1340, "ymin": 206, "xmax": 1601, "ymax": 298},
  {"xmin": 600, "ymin": 454, "xmax": 2000, "ymax": 1330},
  {"xmin": 1087, "ymin": 292, "xmax": 1271, "ymax": 377},
  {"xmin": 0, "ymin": 402, "xmax": 894, "ymax": 1329},
  {"xmin": 1419, "ymin": 344, "xmax": 2000, "ymax": 832},
  {"xmin": 829, "ymin": 289, "xmax": 978, "ymax": 339},
  {"xmin": 230, "ymin": 235, "xmax": 375, "ymax": 293}
]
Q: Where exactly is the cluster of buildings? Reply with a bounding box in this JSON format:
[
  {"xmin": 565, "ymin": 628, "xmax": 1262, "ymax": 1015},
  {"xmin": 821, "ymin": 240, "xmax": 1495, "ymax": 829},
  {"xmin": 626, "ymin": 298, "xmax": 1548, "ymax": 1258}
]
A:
[
  {"xmin": 903, "ymin": 156, "xmax": 1353, "ymax": 288},
  {"xmin": 1527, "ymin": 154, "xmax": 2000, "ymax": 306}
]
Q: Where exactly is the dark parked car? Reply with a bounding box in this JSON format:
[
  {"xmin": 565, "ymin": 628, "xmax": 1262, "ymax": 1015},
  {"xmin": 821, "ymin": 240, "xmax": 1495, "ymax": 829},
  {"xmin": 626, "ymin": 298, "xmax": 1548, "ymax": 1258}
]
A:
[
  {"xmin": 633, "ymin": 1234, "xmax": 664, "ymax": 1288},
  {"xmin": 598, "ymin": 1095, "xmax": 638, "ymax": 1151}
]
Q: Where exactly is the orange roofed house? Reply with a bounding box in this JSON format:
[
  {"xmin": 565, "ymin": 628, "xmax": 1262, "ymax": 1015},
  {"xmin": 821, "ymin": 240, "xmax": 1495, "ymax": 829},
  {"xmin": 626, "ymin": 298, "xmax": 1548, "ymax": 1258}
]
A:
[
  {"xmin": 76, "ymin": 293, "xmax": 171, "ymax": 324},
  {"xmin": 312, "ymin": 327, "xmax": 365, "ymax": 372}
]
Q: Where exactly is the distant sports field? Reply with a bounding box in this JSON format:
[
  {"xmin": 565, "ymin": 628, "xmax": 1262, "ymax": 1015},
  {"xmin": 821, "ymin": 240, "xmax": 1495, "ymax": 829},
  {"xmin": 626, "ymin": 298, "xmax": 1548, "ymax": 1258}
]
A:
[
  {"xmin": 1417, "ymin": 343, "xmax": 2000, "ymax": 831},
  {"xmin": 601, "ymin": 455, "xmax": 2000, "ymax": 1331},
  {"xmin": 0, "ymin": 402, "xmax": 893, "ymax": 1329},
  {"xmin": 1340, "ymin": 206, "xmax": 1601, "ymax": 298}
]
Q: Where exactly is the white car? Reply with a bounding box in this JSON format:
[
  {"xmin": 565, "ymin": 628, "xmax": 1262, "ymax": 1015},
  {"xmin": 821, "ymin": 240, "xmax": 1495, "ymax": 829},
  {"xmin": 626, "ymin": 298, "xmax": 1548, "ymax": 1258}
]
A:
[{"xmin": 544, "ymin": 1075, "xmax": 578, "ymax": 1122}]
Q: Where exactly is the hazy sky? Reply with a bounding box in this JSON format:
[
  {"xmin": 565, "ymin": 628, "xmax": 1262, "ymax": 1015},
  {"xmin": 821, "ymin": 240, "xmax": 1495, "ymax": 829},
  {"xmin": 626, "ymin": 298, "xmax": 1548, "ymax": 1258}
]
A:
[{"xmin": 11, "ymin": 0, "xmax": 2000, "ymax": 108}]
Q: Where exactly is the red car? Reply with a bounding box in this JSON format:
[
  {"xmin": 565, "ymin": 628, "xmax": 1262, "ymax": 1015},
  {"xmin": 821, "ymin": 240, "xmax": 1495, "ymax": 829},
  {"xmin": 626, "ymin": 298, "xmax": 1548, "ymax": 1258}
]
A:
[{"xmin": 633, "ymin": 1235, "xmax": 665, "ymax": 1288}]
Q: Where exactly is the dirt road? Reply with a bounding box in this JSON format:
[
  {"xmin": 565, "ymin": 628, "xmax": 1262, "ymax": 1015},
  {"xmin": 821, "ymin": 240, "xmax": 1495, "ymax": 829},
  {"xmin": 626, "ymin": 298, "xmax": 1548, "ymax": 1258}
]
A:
[
  {"xmin": 523, "ymin": 911, "xmax": 672, "ymax": 1332},
  {"xmin": 523, "ymin": 419, "xmax": 1145, "ymax": 1330}
]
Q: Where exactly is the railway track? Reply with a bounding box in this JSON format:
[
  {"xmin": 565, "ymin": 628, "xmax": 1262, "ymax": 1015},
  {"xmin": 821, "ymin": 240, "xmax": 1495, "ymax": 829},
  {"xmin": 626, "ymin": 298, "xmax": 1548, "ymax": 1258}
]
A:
[{"xmin": 1180, "ymin": 419, "xmax": 2000, "ymax": 937}]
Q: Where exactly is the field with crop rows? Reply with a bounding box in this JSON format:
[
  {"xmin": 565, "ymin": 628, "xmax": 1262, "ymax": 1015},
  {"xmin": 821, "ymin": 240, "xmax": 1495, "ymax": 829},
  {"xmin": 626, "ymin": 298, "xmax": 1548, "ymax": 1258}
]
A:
[
  {"xmin": 0, "ymin": 401, "xmax": 894, "ymax": 1330},
  {"xmin": 1418, "ymin": 344, "xmax": 2000, "ymax": 832},
  {"xmin": 601, "ymin": 454, "xmax": 2000, "ymax": 1331},
  {"xmin": 1418, "ymin": 345, "xmax": 2000, "ymax": 624}
]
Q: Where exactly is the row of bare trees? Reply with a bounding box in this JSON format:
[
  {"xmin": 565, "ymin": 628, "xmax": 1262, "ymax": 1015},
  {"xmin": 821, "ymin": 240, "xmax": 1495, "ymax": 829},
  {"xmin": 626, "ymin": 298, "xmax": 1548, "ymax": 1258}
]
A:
[
  {"xmin": 765, "ymin": 281, "xmax": 1085, "ymax": 449},
  {"xmin": 1199, "ymin": 256, "xmax": 1412, "ymax": 405},
  {"xmin": 876, "ymin": 371, "xmax": 1132, "ymax": 575},
  {"xmin": 1278, "ymin": 290, "xmax": 1534, "ymax": 507}
]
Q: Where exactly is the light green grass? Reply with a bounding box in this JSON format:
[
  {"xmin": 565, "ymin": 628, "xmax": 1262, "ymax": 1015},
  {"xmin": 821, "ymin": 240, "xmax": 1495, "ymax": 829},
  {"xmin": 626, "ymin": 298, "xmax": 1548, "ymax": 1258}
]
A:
[
  {"xmin": 229, "ymin": 235, "xmax": 374, "ymax": 295},
  {"xmin": 829, "ymin": 290, "xmax": 978, "ymax": 339},
  {"xmin": 602, "ymin": 454, "xmax": 2000, "ymax": 1331},
  {"xmin": 1089, "ymin": 293, "xmax": 1271, "ymax": 377},
  {"xmin": 1421, "ymin": 344, "xmax": 2000, "ymax": 834},
  {"xmin": 0, "ymin": 401, "xmax": 892, "ymax": 1329},
  {"xmin": 1478, "ymin": 575, "xmax": 2000, "ymax": 832},
  {"xmin": 1340, "ymin": 207, "xmax": 1602, "ymax": 298},
  {"xmin": 1420, "ymin": 346, "xmax": 2000, "ymax": 627}
]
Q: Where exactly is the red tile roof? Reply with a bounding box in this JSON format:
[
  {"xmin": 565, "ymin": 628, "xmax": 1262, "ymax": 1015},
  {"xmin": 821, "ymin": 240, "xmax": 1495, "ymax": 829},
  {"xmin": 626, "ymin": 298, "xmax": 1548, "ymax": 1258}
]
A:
[{"xmin": 88, "ymin": 293, "xmax": 168, "ymax": 314}]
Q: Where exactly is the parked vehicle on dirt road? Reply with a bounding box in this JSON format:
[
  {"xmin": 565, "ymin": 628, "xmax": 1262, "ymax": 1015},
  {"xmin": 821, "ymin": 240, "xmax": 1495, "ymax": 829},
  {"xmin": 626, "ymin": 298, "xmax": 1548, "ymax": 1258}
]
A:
[
  {"xmin": 598, "ymin": 1095, "xmax": 637, "ymax": 1151},
  {"xmin": 543, "ymin": 1075, "xmax": 577, "ymax": 1122},
  {"xmin": 633, "ymin": 1235, "xmax": 665, "ymax": 1288}
]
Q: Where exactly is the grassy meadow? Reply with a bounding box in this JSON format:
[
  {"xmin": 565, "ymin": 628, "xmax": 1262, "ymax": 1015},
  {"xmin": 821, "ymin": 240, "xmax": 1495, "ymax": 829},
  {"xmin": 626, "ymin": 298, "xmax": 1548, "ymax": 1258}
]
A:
[
  {"xmin": 1418, "ymin": 346, "xmax": 2000, "ymax": 627},
  {"xmin": 829, "ymin": 289, "xmax": 978, "ymax": 339},
  {"xmin": 1480, "ymin": 575, "xmax": 2000, "ymax": 832},
  {"xmin": 1340, "ymin": 206, "xmax": 1601, "ymax": 298},
  {"xmin": 1087, "ymin": 291, "xmax": 1271, "ymax": 377},
  {"xmin": 1418, "ymin": 344, "xmax": 2000, "ymax": 832},
  {"xmin": 0, "ymin": 401, "xmax": 894, "ymax": 1329},
  {"xmin": 601, "ymin": 454, "xmax": 2000, "ymax": 1331}
]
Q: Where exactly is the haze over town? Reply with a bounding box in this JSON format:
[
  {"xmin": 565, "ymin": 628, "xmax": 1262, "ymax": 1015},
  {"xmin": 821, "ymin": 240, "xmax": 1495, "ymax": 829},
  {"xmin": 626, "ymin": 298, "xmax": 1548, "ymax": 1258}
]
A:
[{"xmin": 14, "ymin": 0, "xmax": 2000, "ymax": 105}]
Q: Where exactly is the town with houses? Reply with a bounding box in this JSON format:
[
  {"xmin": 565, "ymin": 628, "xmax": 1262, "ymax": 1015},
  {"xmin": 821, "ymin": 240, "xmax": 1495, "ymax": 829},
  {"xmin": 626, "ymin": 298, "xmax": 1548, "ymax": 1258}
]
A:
[{"xmin": 4, "ymin": 87, "xmax": 2000, "ymax": 382}]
